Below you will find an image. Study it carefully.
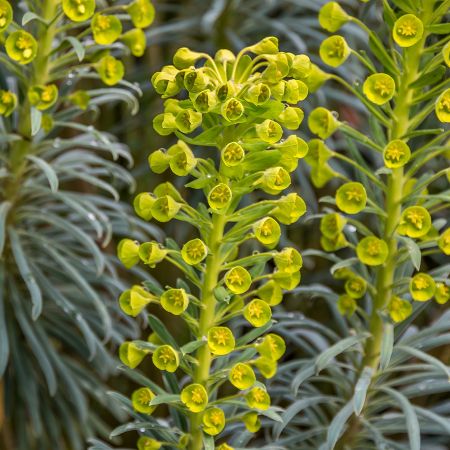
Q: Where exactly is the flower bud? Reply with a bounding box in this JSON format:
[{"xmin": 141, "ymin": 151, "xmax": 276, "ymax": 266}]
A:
[
  {"xmin": 229, "ymin": 363, "xmax": 256, "ymax": 390},
  {"xmin": 435, "ymin": 88, "xmax": 450, "ymax": 123},
  {"xmin": 121, "ymin": 28, "xmax": 146, "ymax": 57},
  {"xmin": 289, "ymin": 54, "xmax": 312, "ymax": 79},
  {"xmin": 435, "ymin": 283, "xmax": 449, "ymax": 305},
  {"xmin": 438, "ymin": 228, "xmax": 450, "ymax": 255},
  {"xmin": 151, "ymin": 66, "xmax": 182, "ymax": 97},
  {"xmin": 277, "ymin": 107, "xmax": 304, "ymax": 130},
  {"xmin": 117, "ymin": 238, "xmax": 140, "ymax": 268},
  {"xmin": 249, "ymin": 36, "xmax": 279, "ymax": 55},
  {"xmin": 363, "ymin": 73, "xmax": 396, "ymax": 105},
  {"xmin": 255, "ymin": 356, "xmax": 277, "ymax": 379},
  {"xmin": 5, "ymin": 30, "xmax": 38, "ymax": 65},
  {"xmin": 62, "ymin": 0, "xmax": 95, "ymax": 22},
  {"xmin": 148, "ymin": 149, "xmax": 170, "ymax": 174},
  {"xmin": 97, "ymin": 55, "xmax": 124, "ymax": 86},
  {"xmin": 356, "ymin": 236, "xmax": 388, "ymax": 266},
  {"xmin": 319, "ymin": 2, "xmax": 350, "ymax": 32},
  {"xmin": 256, "ymin": 333, "xmax": 286, "ymax": 360},
  {"xmin": 303, "ymin": 63, "xmax": 330, "ymax": 93},
  {"xmin": 274, "ymin": 247, "xmax": 303, "ymax": 273},
  {"xmin": 256, "ymin": 119, "xmax": 283, "ymax": 144},
  {"xmin": 389, "ymin": 296, "xmax": 412, "ymax": 322},
  {"xmin": 0, "ymin": 0, "xmax": 13, "ymax": 32},
  {"xmin": 283, "ymin": 79, "xmax": 309, "ymax": 103},
  {"xmin": 138, "ymin": 242, "xmax": 167, "ymax": 267},
  {"xmin": 409, "ymin": 273, "xmax": 436, "ymax": 301},
  {"xmin": 207, "ymin": 183, "xmax": 232, "ymax": 212},
  {"xmin": 320, "ymin": 213, "xmax": 346, "ymax": 238},
  {"xmin": 337, "ymin": 294, "xmax": 356, "ymax": 317},
  {"xmin": 168, "ymin": 140, "xmax": 197, "ymax": 175},
  {"xmin": 127, "ymin": 0, "xmax": 155, "ymax": 28},
  {"xmin": 215, "ymin": 49, "xmax": 235, "ymax": 65},
  {"xmin": 203, "ymin": 407, "xmax": 225, "ymax": 436},
  {"xmin": 133, "ymin": 192, "xmax": 156, "ymax": 220},
  {"xmin": 91, "ymin": 14, "xmax": 122, "ymax": 45},
  {"xmin": 320, "ymin": 35, "xmax": 350, "ymax": 67},
  {"xmin": 160, "ymin": 288, "xmax": 189, "ymax": 315},
  {"xmin": 244, "ymin": 299, "xmax": 272, "ymax": 327},
  {"xmin": 150, "ymin": 195, "xmax": 181, "ymax": 222},
  {"xmin": 119, "ymin": 285, "xmax": 154, "ymax": 316},
  {"xmin": 153, "ymin": 113, "xmax": 177, "ymax": 135},
  {"xmin": 132, "ymin": 387, "xmax": 156, "ymax": 414},
  {"xmin": 245, "ymin": 83, "xmax": 271, "ymax": 105},
  {"xmin": 345, "ymin": 275, "xmax": 367, "ymax": 299},
  {"xmin": 393, "ymin": 14, "xmax": 424, "ymax": 48},
  {"xmin": 225, "ymin": 266, "xmax": 252, "ymax": 294},
  {"xmin": 398, "ymin": 206, "xmax": 431, "ymax": 238},
  {"xmin": 245, "ymin": 386, "xmax": 270, "ymax": 410},
  {"xmin": 336, "ymin": 182, "xmax": 367, "ymax": 214},
  {"xmin": 173, "ymin": 47, "xmax": 204, "ymax": 69},
  {"xmin": 308, "ymin": 107, "xmax": 338, "ymax": 139},
  {"xmin": 119, "ymin": 342, "xmax": 147, "ymax": 368},
  {"xmin": 181, "ymin": 383, "xmax": 208, "ymax": 412},
  {"xmin": 137, "ymin": 437, "xmax": 161, "ymax": 450},
  {"xmin": 243, "ymin": 412, "xmax": 261, "ymax": 433},
  {"xmin": 152, "ymin": 345, "xmax": 179, "ymax": 372},
  {"xmin": 383, "ymin": 140, "xmax": 411, "ymax": 168},
  {"xmin": 192, "ymin": 89, "xmax": 217, "ymax": 112},
  {"xmin": 0, "ymin": 90, "xmax": 17, "ymax": 117},
  {"xmin": 181, "ymin": 238, "xmax": 208, "ymax": 265},
  {"xmin": 207, "ymin": 326, "xmax": 235, "ymax": 355},
  {"xmin": 28, "ymin": 84, "xmax": 58, "ymax": 111},
  {"xmin": 271, "ymin": 193, "xmax": 306, "ymax": 225},
  {"xmin": 273, "ymin": 269, "xmax": 301, "ymax": 289},
  {"xmin": 262, "ymin": 53, "xmax": 291, "ymax": 81},
  {"xmin": 257, "ymin": 280, "xmax": 283, "ymax": 306},
  {"xmin": 253, "ymin": 217, "xmax": 281, "ymax": 247},
  {"xmin": 221, "ymin": 98, "xmax": 244, "ymax": 122},
  {"xmin": 69, "ymin": 90, "xmax": 90, "ymax": 110},
  {"xmin": 175, "ymin": 109, "xmax": 202, "ymax": 133}
]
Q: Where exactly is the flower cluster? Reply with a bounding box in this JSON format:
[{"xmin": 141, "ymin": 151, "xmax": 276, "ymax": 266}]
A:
[{"xmin": 117, "ymin": 37, "xmax": 312, "ymax": 448}]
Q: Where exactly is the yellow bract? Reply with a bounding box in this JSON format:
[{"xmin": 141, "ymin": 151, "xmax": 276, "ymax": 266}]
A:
[
  {"xmin": 363, "ymin": 73, "xmax": 395, "ymax": 105},
  {"xmin": 389, "ymin": 297, "xmax": 412, "ymax": 323},
  {"xmin": 0, "ymin": 90, "xmax": 17, "ymax": 117},
  {"xmin": 319, "ymin": 2, "xmax": 349, "ymax": 32},
  {"xmin": 245, "ymin": 386, "xmax": 271, "ymax": 410},
  {"xmin": 435, "ymin": 89, "xmax": 450, "ymax": 123},
  {"xmin": 383, "ymin": 140, "xmax": 411, "ymax": 168},
  {"xmin": 336, "ymin": 182, "xmax": 367, "ymax": 214},
  {"xmin": 393, "ymin": 14, "xmax": 424, "ymax": 47},
  {"xmin": 180, "ymin": 383, "xmax": 208, "ymax": 412},
  {"xmin": 319, "ymin": 35, "xmax": 350, "ymax": 67},
  {"xmin": 398, "ymin": 206, "xmax": 431, "ymax": 238},
  {"xmin": 229, "ymin": 363, "xmax": 256, "ymax": 390},
  {"xmin": 0, "ymin": 0, "xmax": 12, "ymax": 32},
  {"xmin": 410, "ymin": 273, "xmax": 436, "ymax": 302},
  {"xmin": 207, "ymin": 326, "xmax": 235, "ymax": 355},
  {"xmin": 244, "ymin": 299, "xmax": 272, "ymax": 327},
  {"xmin": 62, "ymin": 0, "xmax": 96, "ymax": 22},
  {"xmin": 356, "ymin": 236, "xmax": 388, "ymax": 266},
  {"xmin": 5, "ymin": 30, "xmax": 38, "ymax": 65},
  {"xmin": 132, "ymin": 387, "xmax": 156, "ymax": 414}
]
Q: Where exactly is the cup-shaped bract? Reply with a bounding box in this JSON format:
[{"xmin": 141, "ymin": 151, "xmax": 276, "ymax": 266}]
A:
[
  {"xmin": 160, "ymin": 288, "xmax": 189, "ymax": 315},
  {"xmin": 132, "ymin": 387, "xmax": 156, "ymax": 414},
  {"xmin": 319, "ymin": 2, "xmax": 349, "ymax": 32},
  {"xmin": 319, "ymin": 35, "xmax": 350, "ymax": 67},
  {"xmin": 363, "ymin": 73, "xmax": 396, "ymax": 105},
  {"xmin": 308, "ymin": 107, "xmax": 339, "ymax": 139},
  {"xmin": 345, "ymin": 276, "xmax": 367, "ymax": 299},
  {"xmin": 336, "ymin": 182, "xmax": 367, "ymax": 214},
  {"xmin": 117, "ymin": 238, "xmax": 140, "ymax": 268},
  {"xmin": 393, "ymin": 14, "xmax": 424, "ymax": 48},
  {"xmin": 245, "ymin": 387, "xmax": 271, "ymax": 410},
  {"xmin": 388, "ymin": 297, "xmax": 412, "ymax": 323},
  {"xmin": 229, "ymin": 363, "xmax": 256, "ymax": 390},
  {"xmin": 0, "ymin": 90, "xmax": 17, "ymax": 117},
  {"xmin": 435, "ymin": 89, "xmax": 450, "ymax": 123},
  {"xmin": 225, "ymin": 266, "xmax": 252, "ymax": 294},
  {"xmin": 97, "ymin": 55, "xmax": 125, "ymax": 86},
  {"xmin": 152, "ymin": 345, "xmax": 179, "ymax": 372},
  {"xmin": 6, "ymin": 30, "xmax": 38, "ymax": 65},
  {"xmin": 127, "ymin": 0, "xmax": 155, "ymax": 28},
  {"xmin": 181, "ymin": 383, "xmax": 208, "ymax": 413},
  {"xmin": 181, "ymin": 238, "xmax": 208, "ymax": 265},
  {"xmin": 203, "ymin": 407, "xmax": 226, "ymax": 436},
  {"xmin": 398, "ymin": 206, "xmax": 431, "ymax": 238},
  {"xmin": 0, "ymin": 0, "xmax": 12, "ymax": 32},
  {"xmin": 438, "ymin": 228, "xmax": 450, "ymax": 255},
  {"xmin": 244, "ymin": 299, "xmax": 272, "ymax": 327},
  {"xmin": 62, "ymin": 0, "xmax": 96, "ymax": 22},
  {"xmin": 383, "ymin": 140, "xmax": 411, "ymax": 168},
  {"xmin": 207, "ymin": 327, "xmax": 235, "ymax": 355},
  {"xmin": 122, "ymin": 28, "xmax": 147, "ymax": 57},
  {"xmin": 28, "ymin": 84, "xmax": 59, "ymax": 111},
  {"xmin": 91, "ymin": 13, "xmax": 122, "ymax": 45},
  {"xmin": 356, "ymin": 236, "xmax": 388, "ymax": 266},
  {"xmin": 337, "ymin": 294, "xmax": 357, "ymax": 317},
  {"xmin": 409, "ymin": 273, "xmax": 436, "ymax": 302},
  {"xmin": 256, "ymin": 333, "xmax": 286, "ymax": 360}
]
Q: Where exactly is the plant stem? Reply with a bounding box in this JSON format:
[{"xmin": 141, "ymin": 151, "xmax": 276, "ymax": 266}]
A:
[{"xmin": 189, "ymin": 213, "xmax": 227, "ymax": 450}]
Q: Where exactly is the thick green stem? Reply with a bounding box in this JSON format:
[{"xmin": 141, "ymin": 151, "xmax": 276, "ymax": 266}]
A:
[{"xmin": 189, "ymin": 213, "xmax": 227, "ymax": 450}]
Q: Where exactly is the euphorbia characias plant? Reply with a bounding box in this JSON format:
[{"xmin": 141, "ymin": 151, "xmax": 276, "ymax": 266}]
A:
[{"xmin": 117, "ymin": 37, "xmax": 316, "ymax": 449}]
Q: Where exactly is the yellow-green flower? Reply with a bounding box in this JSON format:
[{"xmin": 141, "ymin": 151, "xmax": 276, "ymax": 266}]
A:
[
  {"xmin": 181, "ymin": 238, "xmax": 208, "ymax": 265},
  {"xmin": 150, "ymin": 195, "xmax": 181, "ymax": 222},
  {"xmin": 207, "ymin": 183, "xmax": 232, "ymax": 212},
  {"xmin": 221, "ymin": 98, "xmax": 244, "ymax": 122},
  {"xmin": 173, "ymin": 47, "xmax": 203, "ymax": 69},
  {"xmin": 192, "ymin": 89, "xmax": 217, "ymax": 113},
  {"xmin": 132, "ymin": 387, "xmax": 156, "ymax": 414},
  {"xmin": 138, "ymin": 242, "xmax": 167, "ymax": 267},
  {"xmin": 216, "ymin": 444, "xmax": 234, "ymax": 450},
  {"xmin": 91, "ymin": 13, "xmax": 122, "ymax": 45},
  {"xmin": 363, "ymin": 73, "xmax": 396, "ymax": 105},
  {"xmin": 257, "ymin": 280, "xmax": 283, "ymax": 306},
  {"xmin": 203, "ymin": 407, "xmax": 225, "ymax": 436},
  {"xmin": 97, "ymin": 55, "xmax": 125, "ymax": 86},
  {"xmin": 151, "ymin": 66, "xmax": 181, "ymax": 98},
  {"xmin": 256, "ymin": 119, "xmax": 283, "ymax": 144},
  {"xmin": 137, "ymin": 437, "xmax": 161, "ymax": 450},
  {"xmin": 393, "ymin": 14, "xmax": 423, "ymax": 48},
  {"xmin": 0, "ymin": 0, "xmax": 12, "ymax": 32},
  {"xmin": 255, "ymin": 356, "xmax": 277, "ymax": 379},
  {"xmin": 69, "ymin": 90, "xmax": 90, "ymax": 110},
  {"xmin": 398, "ymin": 206, "xmax": 431, "ymax": 238},
  {"xmin": 160, "ymin": 288, "xmax": 189, "ymax": 315},
  {"xmin": 276, "ymin": 135, "xmax": 309, "ymax": 167},
  {"xmin": 207, "ymin": 326, "xmax": 235, "ymax": 356},
  {"xmin": 244, "ymin": 299, "xmax": 272, "ymax": 327},
  {"xmin": 320, "ymin": 213, "xmax": 346, "ymax": 238},
  {"xmin": 181, "ymin": 383, "xmax": 208, "ymax": 413},
  {"xmin": 308, "ymin": 107, "xmax": 339, "ymax": 139},
  {"xmin": 127, "ymin": 0, "xmax": 155, "ymax": 28},
  {"xmin": 253, "ymin": 217, "xmax": 281, "ymax": 247},
  {"xmin": 438, "ymin": 228, "xmax": 450, "ymax": 255},
  {"xmin": 0, "ymin": 90, "xmax": 17, "ymax": 117},
  {"xmin": 256, "ymin": 333, "xmax": 286, "ymax": 360},
  {"xmin": 345, "ymin": 275, "xmax": 367, "ymax": 299},
  {"xmin": 258, "ymin": 167, "xmax": 291, "ymax": 194},
  {"xmin": 274, "ymin": 247, "xmax": 303, "ymax": 273},
  {"xmin": 62, "ymin": 0, "xmax": 95, "ymax": 22},
  {"xmin": 304, "ymin": 63, "xmax": 330, "ymax": 93},
  {"xmin": 249, "ymin": 36, "xmax": 279, "ymax": 55},
  {"xmin": 319, "ymin": 35, "xmax": 350, "ymax": 67},
  {"xmin": 216, "ymin": 81, "xmax": 237, "ymax": 102},
  {"xmin": 224, "ymin": 266, "xmax": 252, "ymax": 294},
  {"xmin": 221, "ymin": 142, "xmax": 245, "ymax": 167},
  {"xmin": 119, "ymin": 341, "xmax": 147, "ymax": 368},
  {"xmin": 228, "ymin": 363, "xmax": 256, "ymax": 390},
  {"xmin": 175, "ymin": 109, "xmax": 202, "ymax": 133},
  {"xmin": 435, "ymin": 282, "xmax": 449, "ymax": 305},
  {"xmin": 271, "ymin": 193, "xmax": 306, "ymax": 225},
  {"xmin": 383, "ymin": 140, "xmax": 411, "ymax": 168},
  {"xmin": 240, "ymin": 413, "xmax": 260, "ymax": 435},
  {"xmin": 5, "ymin": 30, "xmax": 38, "ymax": 65},
  {"xmin": 356, "ymin": 236, "xmax": 388, "ymax": 266},
  {"xmin": 133, "ymin": 192, "xmax": 156, "ymax": 221},
  {"xmin": 336, "ymin": 182, "xmax": 367, "ymax": 214},
  {"xmin": 148, "ymin": 149, "xmax": 170, "ymax": 174},
  {"xmin": 117, "ymin": 238, "xmax": 140, "ymax": 268},
  {"xmin": 42, "ymin": 114, "xmax": 53, "ymax": 132},
  {"xmin": 122, "ymin": 28, "xmax": 146, "ymax": 57},
  {"xmin": 289, "ymin": 54, "xmax": 312, "ymax": 80},
  {"xmin": 435, "ymin": 89, "xmax": 450, "ymax": 123},
  {"xmin": 277, "ymin": 107, "xmax": 304, "ymax": 130},
  {"xmin": 152, "ymin": 345, "xmax": 179, "ymax": 372},
  {"xmin": 443, "ymin": 41, "xmax": 450, "ymax": 68},
  {"xmin": 245, "ymin": 387, "xmax": 271, "ymax": 410},
  {"xmin": 333, "ymin": 267, "xmax": 354, "ymax": 280},
  {"xmin": 409, "ymin": 273, "xmax": 436, "ymax": 302},
  {"xmin": 281, "ymin": 79, "xmax": 309, "ymax": 104},
  {"xmin": 184, "ymin": 69, "xmax": 209, "ymax": 93},
  {"xmin": 245, "ymin": 83, "xmax": 271, "ymax": 105},
  {"xmin": 119, "ymin": 285, "xmax": 154, "ymax": 316},
  {"xmin": 273, "ymin": 269, "xmax": 301, "ymax": 290},
  {"xmin": 337, "ymin": 294, "xmax": 357, "ymax": 317},
  {"xmin": 168, "ymin": 140, "xmax": 197, "ymax": 176},
  {"xmin": 319, "ymin": 2, "xmax": 349, "ymax": 32},
  {"xmin": 388, "ymin": 296, "xmax": 412, "ymax": 323},
  {"xmin": 28, "ymin": 84, "xmax": 58, "ymax": 111},
  {"xmin": 321, "ymin": 233, "xmax": 348, "ymax": 252}
]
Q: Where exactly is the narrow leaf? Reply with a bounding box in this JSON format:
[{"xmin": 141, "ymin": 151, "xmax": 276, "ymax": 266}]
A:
[
  {"xmin": 0, "ymin": 266, "xmax": 9, "ymax": 376},
  {"xmin": 27, "ymin": 155, "xmax": 59, "ymax": 192},
  {"xmin": 353, "ymin": 366, "xmax": 373, "ymax": 416},
  {"xmin": 31, "ymin": 108, "xmax": 42, "ymax": 136},
  {"xmin": 0, "ymin": 202, "xmax": 12, "ymax": 256},
  {"xmin": 326, "ymin": 400, "xmax": 353, "ymax": 450},
  {"xmin": 380, "ymin": 322, "xmax": 394, "ymax": 371}
]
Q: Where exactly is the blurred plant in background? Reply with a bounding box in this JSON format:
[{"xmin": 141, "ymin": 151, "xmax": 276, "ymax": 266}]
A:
[{"xmin": 0, "ymin": 1, "xmax": 159, "ymax": 449}]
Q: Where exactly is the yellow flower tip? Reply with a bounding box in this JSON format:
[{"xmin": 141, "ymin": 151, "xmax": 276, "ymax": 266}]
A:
[
  {"xmin": 435, "ymin": 282, "xmax": 450, "ymax": 305},
  {"xmin": 207, "ymin": 326, "xmax": 235, "ymax": 355},
  {"xmin": 398, "ymin": 206, "xmax": 431, "ymax": 238},
  {"xmin": 258, "ymin": 167, "xmax": 291, "ymax": 195},
  {"xmin": 274, "ymin": 247, "xmax": 303, "ymax": 274},
  {"xmin": 271, "ymin": 192, "xmax": 306, "ymax": 225},
  {"xmin": 356, "ymin": 236, "xmax": 388, "ymax": 266},
  {"xmin": 127, "ymin": 0, "xmax": 155, "ymax": 29},
  {"xmin": 91, "ymin": 13, "xmax": 122, "ymax": 45},
  {"xmin": 336, "ymin": 182, "xmax": 367, "ymax": 214},
  {"xmin": 5, "ymin": 30, "xmax": 38, "ymax": 65},
  {"xmin": 132, "ymin": 387, "xmax": 156, "ymax": 414},
  {"xmin": 0, "ymin": 90, "xmax": 17, "ymax": 117},
  {"xmin": 180, "ymin": 383, "xmax": 208, "ymax": 413},
  {"xmin": 207, "ymin": 183, "xmax": 232, "ymax": 212},
  {"xmin": 202, "ymin": 407, "xmax": 226, "ymax": 436},
  {"xmin": 245, "ymin": 386, "xmax": 271, "ymax": 410},
  {"xmin": 249, "ymin": 36, "xmax": 279, "ymax": 55},
  {"xmin": 435, "ymin": 88, "xmax": 450, "ymax": 123},
  {"xmin": 122, "ymin": 28, "xmax": 147, "ymax": 57},
  {"xmin": 320, "ymin": 213, "xmax": 346, "ymax": 238},
  {"xmin": 137, "ymin": 436, "xmax": 162, "ymax": 450},
  {"xmin": 150, "ymin": 195, "xmax": 180, "ymax": 222},
  {"xmin": 308, "ymin": 107, "xmax": 339, "ymax": 139},
  {"xmin": 244, "ymin": 299, "xmax": 272, "ymax": 327},
  {"xmin": 256, "ymin": 119, "xmax": 283, "ymax": 144},
  {"xmin": 62, "ymin": 0, "xmax": 96, "ymax": 22},
  {"xmin": 345, "ymin": 275, "xmax": 367, "ymax": 299},
  {"xmin": 438, "ymin": 228, "xmax": 450, "ymax": 255},
  {"xmin": 255, "ymin": 356, "xmax": 277, "ymax": 379},
  {"xmin": 152, "ymin": 345, "xmax": 179, "ymax": 372},
  {"xmin": 319, "ymin": 2, "xmax": 350, "ymax": 32},
  {"xmin": 393, "ymin": 14, "xmax": 424, "ymax": 48},
  {"xmin": 119, "ymin": 341, "xmax": 147, "ymax": 368},
  {"xmin": 119, "ymin": 285, "xmax": 154, "ymax": 317},
  {"xmin": 225, "ymin": 266, "xmax": 252, "ymax": 294},
  {"xmin": 117, "ymin": 238, "xmax": 140, "ymax": 268},
  {"xmin": 221, "ymin": 97, "xmax": 244, "ymax": 122},
  {"xmin": 175, "ymin": 108, "xmax": 202, "ymax": 133},
  {"xmin": 181, "ymin": 238, "xmax": 208, "ymax": 265},
  {"xmin": 0, "ymin": 0, "xmax": 13, "ymax": 32},
  {"xmin": 151, "ymin": 65, "xmax": 182, "ymax": 98},
  {"xmin": 28, "ymin": 84, "xmax": 59, "ymax": 111},
  {"xmin": 69, "ymin": 90, "xmax": 90, "ymax": 110},
  {"xmin": 256, "ymin": 333, "xmax": 286, "ymax": 361},
  {"xmin": 221, "ymin": 142, "xmax": 245, "ymax": 167},
  {"xmin": 253, "ymin": 217, "xmax": 281, "ymax": 247},
  {"xmin": 214, "ymin": 49, "xmax": 236, "ymax": 65},
  {"xmin": 173, "ymin": 46, "xmax": 203, "ymax": 69},
  {"xmin": 138, "ymin": 241, "xmax": 167, "ymax": 267},
  {"xmin": 228, "ymin": 363, "xmax": 256, "ymax": 390},
  {"xmin": 410, "ymin": 273, "xmax": 436, "ymax": 302},
  {"xmin": 383, "ymin": 140, "xmax": 411, "ymax": 168},
  {"xmin": 257, "ymin": 280, "xmax": 283, "ymax": 306},
  {"xmin": 97, "ymin": 55, "xmax": 125, "ymax": 86},
  {"xmin": 160, "ymin": 288, "xmax": 189, "ymax": 315},
  {"xmin": 388, "ymin": 296, "xmax": 412, "ymax": 323},
  {"xmin": 319, "ymin": 35, "xmax": 350, "ymax": 68},
  {"xmin": 243, "ymin": 411, "xmax": 261, "ymax": 433},
  {"xmin": 134, "ymin": 192, "xmax": 156, "ymax": 220},
  {"xmin": 363, "ymin": 73, "xmax": 396, "ymax": 105},
  {"xmin": 337, "ymin": 294, "xmax": 357, "ymax": 317}
]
